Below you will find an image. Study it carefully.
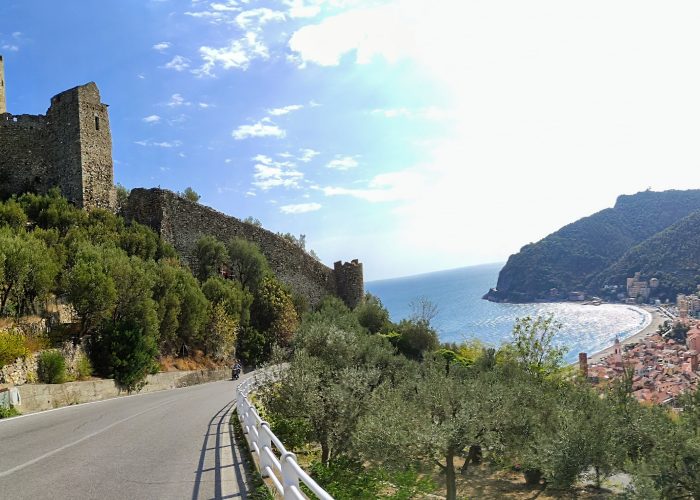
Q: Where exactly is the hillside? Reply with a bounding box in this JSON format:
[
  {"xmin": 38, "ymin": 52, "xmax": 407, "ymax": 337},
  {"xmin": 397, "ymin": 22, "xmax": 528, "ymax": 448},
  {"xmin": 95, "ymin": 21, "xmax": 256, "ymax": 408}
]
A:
[
  {"xmin": 485, "ymin": 189, "xmax": 700, "ymax": 302},
  {"xmin": 589, "ymin": 209, "xmax": 700, "ymax": 301}
]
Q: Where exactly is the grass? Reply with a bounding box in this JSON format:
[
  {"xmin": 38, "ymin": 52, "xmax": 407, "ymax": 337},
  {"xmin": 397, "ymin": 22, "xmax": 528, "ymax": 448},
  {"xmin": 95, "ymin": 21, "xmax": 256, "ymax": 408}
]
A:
[{"xmin": 230, "ymin": 409, "xmax": 274, "ymax": 500}]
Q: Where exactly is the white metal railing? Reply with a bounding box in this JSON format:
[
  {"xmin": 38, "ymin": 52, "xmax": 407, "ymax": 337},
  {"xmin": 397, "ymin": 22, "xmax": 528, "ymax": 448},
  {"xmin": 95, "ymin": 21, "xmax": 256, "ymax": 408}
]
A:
[{"xmin": 236, "ymin": 366, "xmax": 333, "ymax": 500}]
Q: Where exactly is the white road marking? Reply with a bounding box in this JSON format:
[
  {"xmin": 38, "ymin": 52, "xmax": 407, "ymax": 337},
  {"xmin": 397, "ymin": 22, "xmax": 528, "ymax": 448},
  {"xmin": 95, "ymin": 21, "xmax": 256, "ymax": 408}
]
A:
[{"xmin": 0, "ymin": 397, "xmax": 175, "ymax": 478}]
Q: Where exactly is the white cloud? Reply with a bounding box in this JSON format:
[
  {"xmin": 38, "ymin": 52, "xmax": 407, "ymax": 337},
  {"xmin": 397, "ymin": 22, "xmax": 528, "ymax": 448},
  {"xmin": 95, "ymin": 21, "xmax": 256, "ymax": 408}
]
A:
[
  {"xmin": 1, "ymin": 44, "xmax": 18, "ymax": 52},
  {"xmin": 288, "ymin": 2, "xmax": 416, "ymax": 66},
  {"xmin": 185, "ymin": 1, "xmax": 240, "ymax": 22},
  {"xmin": 251, "ymin": 155, "xmax": 302, "ymax": 190},
  {"xmin": 326, "ymin": 155, "xmax": 358, "ymax": 170},
  {"xmin": 278, "ymin": 152, "xmax": 294, "ymax": 159},
  {"xmin": 163, "ymin": 55, "xmax": 190, "ymax": 71},
  {"xmin": 298, "ymin": 148, "xmax": 320, "ymax": 162},
  {"xmin": 167, "ymin": 93, "xmax": 191, "ymax": 107},
  {"xmin": 235, "ymin": 8, "xmax": 286, "ymax": 30},
  {"xmin": 245, "ymin": 190, "xmax": 256, "ymax": 197},
  {"xmin": 233, "ymin": 118, "xmax": 286, "ymax": 140},
  {"xmin": 198, "ymin": 102, "xmax": 212, "ymax": 108},
  {"xmin": 142, "ymin": 114, "xmax": 161, "ymax": 123},
  {"xmin": 371, "ymin": 106, "xmax": 450, "ymax": 120},
  {"xmin": 152, "ymin": 41, "xmax": 171, "ymax": 51},
  {"xmin": 267, "ymin": 104, "xmax": 303, "ymax": 116},
  {"xmin": 134, "ymin": 139, "xmax": 183, "ymax": 148},
  {"xmin": 280, "ymin": 202, "xmax": 322, "ymax": 214},
  {"xmin": 283, "ymin": 0, "xmax": 324, "ymax": 18},
  {"xmin": 194, "ymin": 32, "xmax": 269, "ymax": 76},
  {"xmin": 320, "ymin": 170, "xmax": 423, "ymax": 202}
]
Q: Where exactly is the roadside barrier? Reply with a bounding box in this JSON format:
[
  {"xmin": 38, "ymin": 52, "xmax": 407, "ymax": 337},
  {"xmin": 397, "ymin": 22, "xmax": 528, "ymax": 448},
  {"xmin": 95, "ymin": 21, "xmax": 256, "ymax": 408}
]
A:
[{"xmin": 236, "ymin": 366, "xmax": 333, "ymax": 500}]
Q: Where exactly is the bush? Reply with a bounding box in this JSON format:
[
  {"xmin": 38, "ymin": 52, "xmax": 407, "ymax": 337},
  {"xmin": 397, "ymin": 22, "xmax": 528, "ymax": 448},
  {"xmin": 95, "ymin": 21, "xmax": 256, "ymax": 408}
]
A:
[
  {"xmin": 38, "ymin": 351, "xmax": 67, "ymax": 384},
  {"xmin": 76, "ymin": 353, "xmax": 93, "ymax": 380},
  {"xmin": 0, "ymin": 405, "xmax": 20, "ymax": 419},
  {"xmin": 0, "ymin": 330, "xmax": 29, "ymax": 367}
]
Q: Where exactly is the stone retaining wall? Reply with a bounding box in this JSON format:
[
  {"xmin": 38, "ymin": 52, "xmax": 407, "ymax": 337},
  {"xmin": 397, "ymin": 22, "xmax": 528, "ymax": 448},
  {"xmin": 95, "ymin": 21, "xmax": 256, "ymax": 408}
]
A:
[{"xmin": 16, "ymin": 367, "xmax": 231, "ymax": 414}]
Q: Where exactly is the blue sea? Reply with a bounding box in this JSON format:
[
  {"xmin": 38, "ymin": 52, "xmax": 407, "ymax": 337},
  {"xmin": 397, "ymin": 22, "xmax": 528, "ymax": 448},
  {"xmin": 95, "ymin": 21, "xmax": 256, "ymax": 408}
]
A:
[{"xmin": 366, "ymin": 263, "xmax": 651, "ymax": 363}]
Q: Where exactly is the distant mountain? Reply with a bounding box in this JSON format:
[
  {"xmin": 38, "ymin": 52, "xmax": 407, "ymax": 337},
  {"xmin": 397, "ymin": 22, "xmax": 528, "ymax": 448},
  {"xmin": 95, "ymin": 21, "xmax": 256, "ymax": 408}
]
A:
[
  {"xmin": 591, "ymin": 209, "xmax": 700, "ymax": 301},
  {"xmin": 485, "ymin": 190, "xmax": 700, "ymax": 302}
]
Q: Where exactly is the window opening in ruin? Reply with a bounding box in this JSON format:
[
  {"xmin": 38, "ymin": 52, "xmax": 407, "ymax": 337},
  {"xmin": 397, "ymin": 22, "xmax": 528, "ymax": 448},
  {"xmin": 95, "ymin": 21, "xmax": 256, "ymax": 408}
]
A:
[{"xmin": 95, "ymin": 116, "xmax": 100, "ymax": 130}]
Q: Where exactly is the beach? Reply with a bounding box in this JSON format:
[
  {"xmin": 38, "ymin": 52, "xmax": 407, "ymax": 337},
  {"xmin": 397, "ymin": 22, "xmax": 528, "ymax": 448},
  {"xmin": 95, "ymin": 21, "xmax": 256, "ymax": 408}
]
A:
[{"xmin": 587, "ymin": 306, "xmax": 668, "ymax": 364}]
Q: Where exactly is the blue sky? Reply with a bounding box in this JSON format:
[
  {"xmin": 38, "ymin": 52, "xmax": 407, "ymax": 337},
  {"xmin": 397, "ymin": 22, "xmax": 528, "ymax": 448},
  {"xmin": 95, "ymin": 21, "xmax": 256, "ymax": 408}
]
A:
[{"xmin": 3, "ymin": 1, "xmax": 700, "ymax": 280}]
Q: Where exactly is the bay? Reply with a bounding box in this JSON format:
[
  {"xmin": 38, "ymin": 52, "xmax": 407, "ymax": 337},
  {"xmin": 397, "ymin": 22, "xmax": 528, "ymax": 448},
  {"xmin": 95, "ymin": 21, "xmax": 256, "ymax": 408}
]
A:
[{"xmin": 366, "ymin": 263, "xmax": 650, "ymax": 363}]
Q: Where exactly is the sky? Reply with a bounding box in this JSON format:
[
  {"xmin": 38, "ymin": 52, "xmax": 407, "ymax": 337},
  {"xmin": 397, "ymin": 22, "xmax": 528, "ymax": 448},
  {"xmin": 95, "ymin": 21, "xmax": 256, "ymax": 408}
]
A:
[{"xmin": 2, "ymin": 1, "xmax": 700, "ymax": 281}]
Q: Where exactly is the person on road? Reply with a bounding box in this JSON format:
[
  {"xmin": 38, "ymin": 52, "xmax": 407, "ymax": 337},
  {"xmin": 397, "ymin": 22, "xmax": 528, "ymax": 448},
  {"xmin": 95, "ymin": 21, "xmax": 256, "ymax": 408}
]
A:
[{"xmin": 232, "ymin": 360, "xmax": 242, "ymax": 380}]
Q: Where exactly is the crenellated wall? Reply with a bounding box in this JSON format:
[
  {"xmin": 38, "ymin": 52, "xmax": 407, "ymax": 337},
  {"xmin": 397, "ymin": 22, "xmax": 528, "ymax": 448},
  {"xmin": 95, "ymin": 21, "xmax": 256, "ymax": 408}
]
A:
[{"xmin": 125, "ymin": 188, "xmax": 364, "ymax": 307}]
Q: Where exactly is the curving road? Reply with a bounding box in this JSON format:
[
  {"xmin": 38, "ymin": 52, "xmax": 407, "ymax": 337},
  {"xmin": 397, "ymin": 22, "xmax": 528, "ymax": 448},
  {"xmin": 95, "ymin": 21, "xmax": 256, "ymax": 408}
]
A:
[{"xmin": 0, "ymin": 377, "xmax": 252, "ymax": 499}]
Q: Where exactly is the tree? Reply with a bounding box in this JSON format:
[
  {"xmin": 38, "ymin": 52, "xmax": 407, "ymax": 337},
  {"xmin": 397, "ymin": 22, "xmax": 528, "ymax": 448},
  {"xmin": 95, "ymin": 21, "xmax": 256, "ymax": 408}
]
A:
[
  {"xmin": 354, "ymin": 359, "xmax": 505, "ymax": 500},
  {"xmin": 96, "ymin": 318, "xmax": 158, "ymax": 390},
  {"xmin": 355, "ymin": 293, "xmax": 390, "ymax": 334},
  {"xmin": 114, "ymin": 183, "xmax": 130, "ymax": 213},
  {"xmin": 251, "ymin": 276, "xmax": 299, "ymax": 349},
  {"xmin": 395, "ymin": 319, "xmax": 439, "ymax": 360},
  {"xmin": 0, "ymin": 198, "xmax": 28, "ymax": 230},
  {"xmin": 206, "ymin": 302, "xmax": 238, "ymax": 360},
  {"xmin": 64, "ymin": 245, "xmax": 117, "ymax": 334},
  {"xmin": 243, "ymin": 216, "xmax": 262, "ymax": 227},
  {"xmin": 193, "ymin": 235, "xmax": 228, "ymax": 282},
  {"xmin": 181, "ymin": 187, "xmax": 200, "ymax": 203},
  {"xmin": 227, "ymin": 237, "xmax": 269, "ymax": 291},
  {"xmin": 201, "ymin": 276, "xmax": 252, "ymax": 326},
  {"xmin": 510, "ymin": 315, "xmax": 567, "ymax": 376},
  {"xmin": 409, "ymin": 296, "xmax": 438, "ymax": 324}
]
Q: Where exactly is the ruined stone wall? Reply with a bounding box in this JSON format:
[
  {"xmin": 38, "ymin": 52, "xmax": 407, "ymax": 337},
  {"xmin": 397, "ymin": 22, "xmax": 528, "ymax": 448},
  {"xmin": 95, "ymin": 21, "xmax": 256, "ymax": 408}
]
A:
[
  {"xmin": 0, "ymin": 55, "xmax": 6, "ymax": 114},
  {"xmin": 0, "ymin": 82, "xmax": 114, "ymax": 210},
  {"xmin": 334, "ymin": 260, "xmax": 364, "ymax": 309},
  {"xmin": 76, "ymin": 83, "xmax": 115, "ymax": 209},
  {"xmin": 125, "ymin": 188, "xmax": 358, "ymax": 306},
  {"xmin": 0, "ymin": 113, "xmax": 49, "ymax": 198}
]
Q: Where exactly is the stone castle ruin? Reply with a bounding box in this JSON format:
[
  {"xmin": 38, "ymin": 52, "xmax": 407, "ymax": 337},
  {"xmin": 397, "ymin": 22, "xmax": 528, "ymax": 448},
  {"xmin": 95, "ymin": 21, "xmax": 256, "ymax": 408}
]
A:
[{"xmin": 0, "ymin": 55, "xmax": 364, "ymax": 307}]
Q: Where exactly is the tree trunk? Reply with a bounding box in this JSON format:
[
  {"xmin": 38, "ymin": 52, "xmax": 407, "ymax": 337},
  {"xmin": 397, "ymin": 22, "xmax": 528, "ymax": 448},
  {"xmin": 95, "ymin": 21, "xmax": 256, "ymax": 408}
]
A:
[
  {"xmin": 461, "ymin": 444, "xmax": 482, "ymax": 474},
  {"xmin": 321, "ymin": 441, "xmax": 330, "ymax": 466},
  {"xmin": 445, "ymin": 451, "xmax": 457, "ymax": 500}
]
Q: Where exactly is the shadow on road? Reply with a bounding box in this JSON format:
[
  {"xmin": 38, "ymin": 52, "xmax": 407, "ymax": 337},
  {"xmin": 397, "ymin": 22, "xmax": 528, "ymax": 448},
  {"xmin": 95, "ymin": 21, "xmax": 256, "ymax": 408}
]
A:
[{"xmin": 192, "ymin": 400, "xmax": 251, "ymax": 499}]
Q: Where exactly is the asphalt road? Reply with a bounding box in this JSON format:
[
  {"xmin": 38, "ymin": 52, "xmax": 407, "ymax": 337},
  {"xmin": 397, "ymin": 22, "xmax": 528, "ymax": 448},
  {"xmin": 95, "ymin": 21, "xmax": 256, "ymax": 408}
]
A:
[{"xmin": 0, "ymin": 377, "xmax": 252, "ymax": 499}]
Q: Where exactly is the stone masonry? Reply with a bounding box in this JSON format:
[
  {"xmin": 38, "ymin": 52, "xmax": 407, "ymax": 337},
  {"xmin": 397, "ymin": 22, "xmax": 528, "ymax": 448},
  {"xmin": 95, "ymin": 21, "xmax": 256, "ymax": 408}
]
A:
[
  {"xmin": 0, "ymin": 56, "xmax": 115, "ymax": 210},
  {"xmin": 0, "ymin": 56, "xmax": 364, "ymax": 307},
  {"xmin": 0, "ymin": 55, "xmax": 6, "ymax": 114},
  {"xmin": 125, "ymin": 188, "xmax": 364, "ymax": 307}
]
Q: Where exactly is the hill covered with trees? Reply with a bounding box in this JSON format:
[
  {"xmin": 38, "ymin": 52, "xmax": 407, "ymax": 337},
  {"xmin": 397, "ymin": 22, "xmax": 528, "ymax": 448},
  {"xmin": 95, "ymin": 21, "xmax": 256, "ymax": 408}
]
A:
[
  {"xmin": 0, "ymin": 189, "xmax": 300, "ymax": 389},
  {"xmin": 485, "ymin": 189, "xmax": 700, "ymax": 302}
]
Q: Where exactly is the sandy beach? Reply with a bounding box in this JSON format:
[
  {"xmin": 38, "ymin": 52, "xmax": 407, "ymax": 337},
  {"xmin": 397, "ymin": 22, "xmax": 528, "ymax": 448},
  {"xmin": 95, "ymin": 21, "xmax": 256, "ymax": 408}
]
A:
[{"xmin": 587, "ymin": 306, "xmax": 669, "ymax": 364}]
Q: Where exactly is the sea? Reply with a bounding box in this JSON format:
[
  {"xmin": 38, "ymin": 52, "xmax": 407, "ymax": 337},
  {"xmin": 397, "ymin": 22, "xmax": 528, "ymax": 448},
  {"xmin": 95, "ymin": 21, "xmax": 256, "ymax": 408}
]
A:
[{"xmin": 366, "ymin": 263, "xmax": 651, "ymax": 363}]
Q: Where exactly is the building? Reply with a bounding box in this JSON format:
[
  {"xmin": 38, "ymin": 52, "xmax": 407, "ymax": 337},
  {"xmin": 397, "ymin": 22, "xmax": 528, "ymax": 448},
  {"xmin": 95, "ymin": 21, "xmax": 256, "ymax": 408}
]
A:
[{"xmin": 0, "ymin": 56, "xmax": 115, "ymax": 210}]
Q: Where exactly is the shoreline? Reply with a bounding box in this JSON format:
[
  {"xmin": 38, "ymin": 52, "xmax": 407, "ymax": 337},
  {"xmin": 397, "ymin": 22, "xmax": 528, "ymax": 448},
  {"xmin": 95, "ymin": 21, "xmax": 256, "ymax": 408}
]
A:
[{"xmin": 587, "ymin": 306, "xmax": 667, "ymax": 364}]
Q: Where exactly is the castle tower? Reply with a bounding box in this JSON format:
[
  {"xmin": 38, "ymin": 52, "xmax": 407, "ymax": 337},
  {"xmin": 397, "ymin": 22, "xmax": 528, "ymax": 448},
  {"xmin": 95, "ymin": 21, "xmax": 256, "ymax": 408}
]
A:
[
  {"xmin": 0, "ymin": 55, "xmax": 6, "ymax": 114},
  {"xmin": 45, "ymin": 83, "xmax": 115, "ymax": 209},
  {"xmin": 334, "ymin": 259, "xmax": 364, "ymax": 309}
]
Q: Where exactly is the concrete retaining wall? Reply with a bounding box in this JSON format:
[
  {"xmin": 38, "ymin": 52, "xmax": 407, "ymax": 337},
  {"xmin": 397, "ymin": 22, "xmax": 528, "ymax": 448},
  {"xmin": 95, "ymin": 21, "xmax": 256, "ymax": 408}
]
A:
[{"xmin": 16, "ymin": 368, "xmax": 231, "ymax": 414}]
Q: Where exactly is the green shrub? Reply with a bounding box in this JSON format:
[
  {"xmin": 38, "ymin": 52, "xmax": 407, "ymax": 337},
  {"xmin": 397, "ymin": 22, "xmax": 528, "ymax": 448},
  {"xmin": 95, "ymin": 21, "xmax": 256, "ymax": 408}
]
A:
[
  {"xmin": 0, "ymin": 330, "xmax": 29, "ymax": 367},
  {"xmin": 307, "ymin": 458, "xmax": 380, "ymax": 499},
  {"xmin": 0, "ymin": 405, "xmax": 20, "ymax": 419},
  {"xmin": 76, "ymin": 353, "xmax": 93, "ymax": 380},
  {"xmin": 37, "ymin": 351, "xmax": 67, "ymax": 384}
]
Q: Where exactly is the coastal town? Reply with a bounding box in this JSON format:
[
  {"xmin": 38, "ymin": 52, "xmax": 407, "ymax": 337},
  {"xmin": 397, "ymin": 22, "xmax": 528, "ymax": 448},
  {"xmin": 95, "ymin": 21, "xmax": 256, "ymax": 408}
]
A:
[{"xmin": 581, "ymin": 273, "xmax": 700, "ymax": 406}]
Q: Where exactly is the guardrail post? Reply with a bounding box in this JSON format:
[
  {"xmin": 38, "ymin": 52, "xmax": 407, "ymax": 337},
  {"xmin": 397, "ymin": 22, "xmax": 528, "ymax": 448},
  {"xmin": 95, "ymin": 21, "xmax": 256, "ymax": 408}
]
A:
[
  {"xmin": 258, "ymin": 421, "xmax": 273, "ymax": 477},
  {"xmin": 281, "ymin": 452, "xmax": 300, "ymax": 498}
]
